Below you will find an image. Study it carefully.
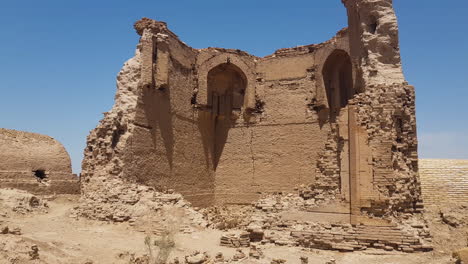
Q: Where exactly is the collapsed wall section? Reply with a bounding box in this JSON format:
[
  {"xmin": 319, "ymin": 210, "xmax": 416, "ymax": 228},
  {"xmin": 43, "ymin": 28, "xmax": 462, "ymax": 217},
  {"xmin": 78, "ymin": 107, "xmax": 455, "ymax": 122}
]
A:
[
  {"xmin": 345, "ymin": 0, "xmax": 421, "ymax": 221},
  {"xmin": 78, "ymin": 20, "xmax": 216, "ymax": 221},
  {"xmin": 299, "ymin": 0, "xmax": 422, "ymax": 224},
  {"xmin": 0, "ymin": 128, "xmax": 79, "ymax": 194}
]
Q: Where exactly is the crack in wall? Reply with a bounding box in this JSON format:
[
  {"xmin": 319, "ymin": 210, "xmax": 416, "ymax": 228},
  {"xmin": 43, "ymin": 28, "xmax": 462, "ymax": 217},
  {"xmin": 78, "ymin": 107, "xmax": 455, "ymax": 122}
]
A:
[{"xmin": 249, "ymin": 128, "xmax": 256, "ymax": 184}]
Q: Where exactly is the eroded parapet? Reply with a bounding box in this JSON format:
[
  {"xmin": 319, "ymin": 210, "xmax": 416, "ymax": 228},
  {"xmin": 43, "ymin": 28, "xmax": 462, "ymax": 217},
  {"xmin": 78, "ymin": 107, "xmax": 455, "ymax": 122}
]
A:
[
  {"xmin": 0, "ymin": 128, "xmax": 79, "ymax": 194},
  {"xmin": 139, "ymin": 31, "xmax": 170, "ymax": 90},
  {"xmin": 135, "ymin": 18, "xmax": 193, "ymax": 92},
  {"xmin": 342, "ymin": 0, "xmax": 405, "ymax": 88}
]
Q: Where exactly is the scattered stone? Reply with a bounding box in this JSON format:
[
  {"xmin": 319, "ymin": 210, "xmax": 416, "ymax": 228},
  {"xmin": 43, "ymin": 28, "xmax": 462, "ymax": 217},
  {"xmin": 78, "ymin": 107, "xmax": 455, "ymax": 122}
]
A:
[
  {"xmin": 453, "ymin": 248, "xmax": 468, "ymax": 264},
  {"xmin": 29, "ymin": 244, "xmax": 39, "ymax": 260},
  {"xmin": 249, "ymin": 244, "xmax": 264, "ymax": 259},
  {"xmin": 271, "ymin": 259, "xmax": 286, "ymax": 264},
  {"xmin": 185, "ymin": 251, "xmax": 207, "ymax": 264},
  {"xmin": 232, "ymin": 249, "xmax": 246, "ymax": 261},
  {"xmin": 9, "ymin": 227, "xmax": 22, "ymax": 235},
  {"xmin": 384, "ymin": 246, "xmax": 394, "ymax": 251},
  {"xmin": 220, "ymin": 232, "xmax": 250, "ymax": 248},
  {"xmin": 0, "ymin": 225, "xmax": 22, "ymax": 235},
  {"xmin": 0, "ymin": 188, "xmax": 49, "ymax": 214},
  {"xmin": 214, "ymin": 252, "xmax": 224, "ymax": 263}
]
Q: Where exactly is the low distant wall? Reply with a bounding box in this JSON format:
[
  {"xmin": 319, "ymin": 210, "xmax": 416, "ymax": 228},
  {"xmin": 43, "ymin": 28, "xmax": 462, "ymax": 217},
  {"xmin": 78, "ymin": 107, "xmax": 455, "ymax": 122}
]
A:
[
  {"xmin": 0, "ymin": 128, "xmax": 80, "ymax": 195},
  {"xmin": 419, "ymin": 159, "xmax": 468, "ymax": 205},
  {"xmin": 0, "ymin": 171, "xmax": 80, "ymax": 195}
]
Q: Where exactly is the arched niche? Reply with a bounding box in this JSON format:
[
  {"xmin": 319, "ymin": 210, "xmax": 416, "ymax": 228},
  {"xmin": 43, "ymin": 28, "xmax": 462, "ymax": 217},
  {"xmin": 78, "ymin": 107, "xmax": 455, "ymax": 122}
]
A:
[
  {"xmin": 313, "ymin": 34, "xmax": 353, "ymax": 115},
  {"xmin": 322, "ymin": 49, "xmax": 354, "ymax": 121},
  {"xmin": 196, "ymin": 53, "xmax": 256, "ymax": 111},
  {"xmin": 207, "ymin": 63, "xmax": 247, "ymax": 118}
]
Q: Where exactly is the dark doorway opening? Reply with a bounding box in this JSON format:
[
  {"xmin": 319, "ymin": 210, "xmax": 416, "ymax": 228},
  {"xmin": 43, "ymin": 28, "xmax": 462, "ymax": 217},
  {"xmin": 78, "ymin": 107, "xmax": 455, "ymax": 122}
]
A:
[
  {"xmin": 33, "ymin": 170, "xmax": 47, "ymax": 180},
  {"xmin": 322, "ymin": 49, "xmax": 354, "ymax": 122}
]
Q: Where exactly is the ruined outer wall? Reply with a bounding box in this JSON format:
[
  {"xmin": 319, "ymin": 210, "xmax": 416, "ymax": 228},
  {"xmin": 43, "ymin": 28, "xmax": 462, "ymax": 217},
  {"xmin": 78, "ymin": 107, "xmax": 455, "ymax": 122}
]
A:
[
  {"xmin": 335, "ymin": 0, "xmax": 422, "ymax": 222},
  {"xmin": 419, "ymin": 159, "xmax": 468, "ymax": 205},
  {"xmin": 210, "ymin": 32, "xmax": 351, "ymax": 205},
  {"xmin": 125, "ymin": 22, "xmax": 216, "ymax": 206},
  {"xmin": 0, "ymin": 128, "xmax": 79, "ymax": 194},
  {"xmin": 86, "ymin": 24, "xmax": 352, "ymax": 206},
  {"xmin": 81, "ymin": 0, "xmax": 424, "ymax": 214},
  {"xmin": 81, "ymin": 20, "xmax": 217, "ymax": 207}
]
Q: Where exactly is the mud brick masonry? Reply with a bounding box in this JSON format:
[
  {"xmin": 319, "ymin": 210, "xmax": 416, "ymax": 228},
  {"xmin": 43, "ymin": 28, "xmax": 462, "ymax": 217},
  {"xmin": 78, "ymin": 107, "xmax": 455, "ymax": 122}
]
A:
[
  {"xmin": 0, "ymin": 128, "xmax": 79, "ymax": 194},
  {"xmin": 81, "ymin": 0, "xmax": 423, "ymax": 227}
]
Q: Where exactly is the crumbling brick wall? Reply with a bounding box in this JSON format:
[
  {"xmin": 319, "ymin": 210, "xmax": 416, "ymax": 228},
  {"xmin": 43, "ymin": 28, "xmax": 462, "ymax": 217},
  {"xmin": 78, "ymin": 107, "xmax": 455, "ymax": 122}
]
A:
[
  {"xmin": 80, "ymin": 0, "xmax": 424, "ymax": 225},
  {"xmin": 349, "ymin": 84, "xmax": 421, "ymax": 216}
]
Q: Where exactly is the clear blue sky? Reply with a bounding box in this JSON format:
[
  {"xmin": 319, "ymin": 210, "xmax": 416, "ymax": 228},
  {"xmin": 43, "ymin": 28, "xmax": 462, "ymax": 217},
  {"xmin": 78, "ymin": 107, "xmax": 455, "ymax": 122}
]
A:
[{"xmin": 1, "ymin": 0, "xmax": 467, "ymax": 173}]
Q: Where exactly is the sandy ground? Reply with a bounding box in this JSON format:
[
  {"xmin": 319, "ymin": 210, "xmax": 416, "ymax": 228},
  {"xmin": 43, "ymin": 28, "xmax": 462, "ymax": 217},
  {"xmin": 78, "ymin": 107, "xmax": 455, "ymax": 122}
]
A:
[{"xmin": 0, "ymin": 194, "xmax": 461, "ymax": 264}]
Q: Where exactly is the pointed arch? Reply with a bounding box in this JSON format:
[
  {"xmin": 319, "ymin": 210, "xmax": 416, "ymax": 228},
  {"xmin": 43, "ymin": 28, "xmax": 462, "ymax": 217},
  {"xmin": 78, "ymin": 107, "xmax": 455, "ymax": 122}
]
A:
[{"xmin": 322, "ymin": 49, "xmax": 354, "ymax": 121}]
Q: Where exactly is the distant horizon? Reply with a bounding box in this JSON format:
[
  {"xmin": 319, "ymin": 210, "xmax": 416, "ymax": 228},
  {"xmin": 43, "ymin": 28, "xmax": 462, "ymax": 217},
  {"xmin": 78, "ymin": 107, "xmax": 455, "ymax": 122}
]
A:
[{"xmin": 1, "ymin": 0, "xmax": 467, "ymax": 173}]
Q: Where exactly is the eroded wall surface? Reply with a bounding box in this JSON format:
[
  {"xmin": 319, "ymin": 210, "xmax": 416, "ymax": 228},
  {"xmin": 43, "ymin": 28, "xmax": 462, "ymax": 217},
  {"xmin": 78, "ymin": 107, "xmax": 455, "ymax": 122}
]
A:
[
  {"xmin": 420, "ymin": 159, "xmax": 468, "ymax": 205},
  {"xmin": 0, "ymin": 128, "xmax": 79, "ymax": 194},
  {"xmin": 80, "ymin": 0, "xmax": 423, "ymax": 226}
]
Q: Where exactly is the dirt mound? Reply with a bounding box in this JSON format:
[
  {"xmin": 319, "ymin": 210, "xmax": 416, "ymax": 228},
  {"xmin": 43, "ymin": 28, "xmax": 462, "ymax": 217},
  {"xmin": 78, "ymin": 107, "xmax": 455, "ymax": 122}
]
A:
[
  {"xmin": 0, "ymin": 187, "xmax": 458, "ymax": 264},
  {"xmin": 0, "ymin": 188, "xmax": 48, "ymax": 215},
  {"xmin": 439, "ymin": 204, "xmax": 468, "ymax": 228},
  {"xmin": 0, "ymin": 234, "xmax": 74, "ymax": 264},
  {"xmin": 73, "ymin": 178, "xmax": 207, "ymax": 230},
  {"xmin": 424, "ymin": 203, "xmax": 468, "ymax": 255}
]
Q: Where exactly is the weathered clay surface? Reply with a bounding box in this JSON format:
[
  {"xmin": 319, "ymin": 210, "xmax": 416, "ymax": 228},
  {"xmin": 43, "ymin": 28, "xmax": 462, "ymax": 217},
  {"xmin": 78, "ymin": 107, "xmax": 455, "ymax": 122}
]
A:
[{"xmin": 0, "ymin": 128, "xmax": 79, "ymax": 194}]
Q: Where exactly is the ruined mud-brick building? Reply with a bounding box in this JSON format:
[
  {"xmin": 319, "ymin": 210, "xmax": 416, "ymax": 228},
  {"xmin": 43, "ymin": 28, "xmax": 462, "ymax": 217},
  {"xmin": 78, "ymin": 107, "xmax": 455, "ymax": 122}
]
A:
[
  {"xmin": 82, "ymin": 0, "xmax": 421, "ymax": 225},
  {"xmin": 0, "ymin": 128, "xmax": 80, "ymax": 194}
]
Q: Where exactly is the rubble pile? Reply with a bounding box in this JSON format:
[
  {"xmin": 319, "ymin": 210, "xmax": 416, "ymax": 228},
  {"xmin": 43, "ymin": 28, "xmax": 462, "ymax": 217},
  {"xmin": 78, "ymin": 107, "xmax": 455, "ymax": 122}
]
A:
[
  {"xmin": 73, "ymin": 179, "xmax": 206, "ymax": 227},
  {"xmin": 220, "ymin": 232, "xmax": 250, "ymax": 248},
  {"xmin": 201, "ymin": 205, "xmax": 253, "ymax": 229},
  {"xmin": 185, "ymin": 251, "xmax": 209, "ymax": 264},
  {"xmin": 291, "ymin": 223, "xmax": 432, "ymax": 253},
  {"xmin": 1, "ymin": 225, "xmax": 22, "ymax": 235},
  {"xmin": 0, "ymin": 188, "xmax": 49, "ymax": 215},
  {"xmin": 0, "ymin": 236, "xmax": 46, "ymax": 264},
  {"xmin": 424, "ymin": 203, "xmax": 468, "ymax": 254},
  {"xmin": 209, "ymin": 193, "xmax": 434, "ymax": 253}
]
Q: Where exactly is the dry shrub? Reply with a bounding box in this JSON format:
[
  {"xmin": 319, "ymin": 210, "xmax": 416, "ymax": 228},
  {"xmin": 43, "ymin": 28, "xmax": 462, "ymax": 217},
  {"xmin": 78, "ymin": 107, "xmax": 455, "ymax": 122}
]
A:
[{"xmin": 141, "ymin": 207, "xmax": 185, "ymax": 264}]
